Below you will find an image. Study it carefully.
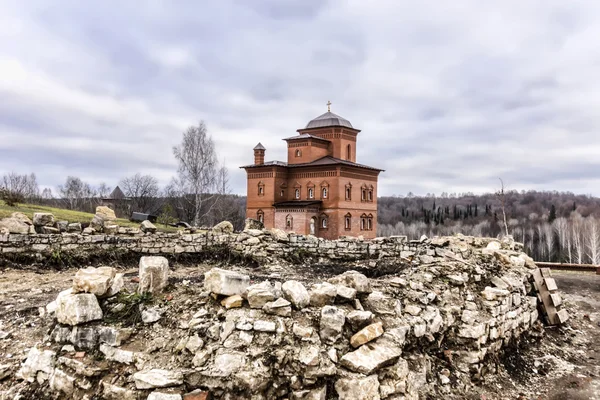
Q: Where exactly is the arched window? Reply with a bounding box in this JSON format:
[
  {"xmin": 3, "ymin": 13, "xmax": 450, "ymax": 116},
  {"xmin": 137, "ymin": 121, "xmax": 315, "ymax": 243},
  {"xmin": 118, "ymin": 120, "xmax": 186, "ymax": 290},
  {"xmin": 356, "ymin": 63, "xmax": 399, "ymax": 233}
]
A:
[
  {"xmin": 345, "ymin": 183, "xmax": 352, "ymax": 201},
  {"xmin": 322, "ymin": 187, "xmax": 328, "ymax": 199},
  {"xmin": 345, "ymin": 213, "xmax": 351, "ymax": 230},
  {"xmin": 360, "ymin": 213, "xmax": 367, "ymax": 230},
  {"xmin": 295, "ymin": 189, "xmax": 300, "ymax": 199},
  {"xmin": 257, "ymin": 209, "xmax": 264, "ymax": 223},
  {"xmin": 280, "ymin": 189, "xmax": 285, "ymax": 197},
  {"xmin": 367, "ymin": 214, "xmax": 373, "ymax": 230},
  {"xmin": 308, "ymin": 188, "xmax": 314, "ymax": 199},
  {"xmin": 286, "ymin": 214, "xmax": 293, "ymax": 229},
  {"xmin": 258, "ymin": 181, "xmax": 265, "ymax": 196},
  {"xmin": 295, "ymin": 149, "xmax": 302, "ymax": 157},
  {"xmin": 347, "ymin": 144, "xmax": 351, "ymax": 160},
  {"xmin": 321, "ymin": 214, "xmax": 328, "ymax": 229},
  {"xmin": 368, "ymin": 185, "xmax": 374, "ymax": 202}
]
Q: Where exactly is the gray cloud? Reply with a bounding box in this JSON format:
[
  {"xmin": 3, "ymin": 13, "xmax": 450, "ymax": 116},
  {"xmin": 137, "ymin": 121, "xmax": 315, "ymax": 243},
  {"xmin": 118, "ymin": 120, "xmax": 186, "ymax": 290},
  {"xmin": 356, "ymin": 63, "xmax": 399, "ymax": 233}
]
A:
[{"xmin": 1, "ymin": 0, "xmax": 600, "ymax": 197}]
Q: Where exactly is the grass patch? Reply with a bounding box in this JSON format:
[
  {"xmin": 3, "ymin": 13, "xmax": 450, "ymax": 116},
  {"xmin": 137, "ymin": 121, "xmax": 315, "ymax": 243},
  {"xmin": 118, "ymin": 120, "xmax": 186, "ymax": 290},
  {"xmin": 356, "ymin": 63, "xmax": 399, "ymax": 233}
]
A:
[
  {"xmin": 103, "ymin": 290, "xmax": 154, "ymax": 326},
  {"xmin": 0, "ymin": 200, "xmax": 178, "ymax": 232}
]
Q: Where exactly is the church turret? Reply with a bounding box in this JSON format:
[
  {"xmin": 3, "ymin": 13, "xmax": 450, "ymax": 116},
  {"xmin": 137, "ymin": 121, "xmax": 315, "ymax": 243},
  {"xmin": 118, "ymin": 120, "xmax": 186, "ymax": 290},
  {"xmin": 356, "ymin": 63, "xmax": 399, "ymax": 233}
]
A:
[{"xmin": 253, "ymin": 142, "xmax": 266, "ymax": 165}]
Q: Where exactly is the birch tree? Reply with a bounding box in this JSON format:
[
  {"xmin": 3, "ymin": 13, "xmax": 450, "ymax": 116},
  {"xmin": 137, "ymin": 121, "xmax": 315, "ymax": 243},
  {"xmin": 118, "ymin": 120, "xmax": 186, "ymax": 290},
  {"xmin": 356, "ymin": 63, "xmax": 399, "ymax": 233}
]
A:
[
  {"xmin": 585, "ymin": 217, "xmax": 600, "ymax": 264},
  {"xmin": 172, "ymin": 121, "xmax": 219, "ymax": 226}
]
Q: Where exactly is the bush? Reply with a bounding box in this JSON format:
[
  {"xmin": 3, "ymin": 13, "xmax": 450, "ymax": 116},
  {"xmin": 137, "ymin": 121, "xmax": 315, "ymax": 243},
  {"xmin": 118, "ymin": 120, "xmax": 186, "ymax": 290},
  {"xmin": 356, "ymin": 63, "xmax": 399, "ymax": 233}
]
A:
[{"xmin": 0, "ymin": 188, "xmax": 24, "ymax": 206}]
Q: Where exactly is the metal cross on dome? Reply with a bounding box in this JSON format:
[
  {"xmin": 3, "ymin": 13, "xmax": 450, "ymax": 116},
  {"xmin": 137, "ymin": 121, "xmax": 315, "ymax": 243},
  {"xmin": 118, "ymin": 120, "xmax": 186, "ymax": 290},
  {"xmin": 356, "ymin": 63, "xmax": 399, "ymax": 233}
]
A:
[{"xmin": 327, "ymin": 100, "xmax": 332, "ymax": 112}]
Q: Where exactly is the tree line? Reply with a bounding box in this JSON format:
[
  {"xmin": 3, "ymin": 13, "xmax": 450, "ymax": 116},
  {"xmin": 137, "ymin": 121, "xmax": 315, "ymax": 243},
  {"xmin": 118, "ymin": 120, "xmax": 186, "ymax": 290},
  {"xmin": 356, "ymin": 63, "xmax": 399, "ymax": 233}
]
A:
[{"xmin": 377, "ymin": 190, "xmax": 600, "ymax": 263}]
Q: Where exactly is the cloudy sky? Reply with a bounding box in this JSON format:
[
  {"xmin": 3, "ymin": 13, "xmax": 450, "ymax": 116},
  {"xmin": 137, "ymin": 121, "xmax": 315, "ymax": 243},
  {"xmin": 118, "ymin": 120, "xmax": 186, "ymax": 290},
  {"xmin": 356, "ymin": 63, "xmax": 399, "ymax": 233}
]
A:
[{"xmin": 2, "ymin": 0, "xmax": 600, "ymax": 197}]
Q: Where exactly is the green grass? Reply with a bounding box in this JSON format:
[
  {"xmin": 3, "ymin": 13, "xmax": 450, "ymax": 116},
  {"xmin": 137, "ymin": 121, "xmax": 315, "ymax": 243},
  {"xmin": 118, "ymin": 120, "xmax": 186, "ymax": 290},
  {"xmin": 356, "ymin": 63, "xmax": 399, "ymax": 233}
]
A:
[{"xmin": 0, "ymin": 200, "xmax": 178, "ymax": 232}]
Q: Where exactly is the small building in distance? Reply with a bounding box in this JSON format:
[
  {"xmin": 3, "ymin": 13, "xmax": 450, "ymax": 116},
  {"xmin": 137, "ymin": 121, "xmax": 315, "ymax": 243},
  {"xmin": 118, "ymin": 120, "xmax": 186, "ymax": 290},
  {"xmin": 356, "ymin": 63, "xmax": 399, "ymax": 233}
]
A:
[{"xmin": 241, "ymin": 103, "xmax": 383, "ymax": 239}]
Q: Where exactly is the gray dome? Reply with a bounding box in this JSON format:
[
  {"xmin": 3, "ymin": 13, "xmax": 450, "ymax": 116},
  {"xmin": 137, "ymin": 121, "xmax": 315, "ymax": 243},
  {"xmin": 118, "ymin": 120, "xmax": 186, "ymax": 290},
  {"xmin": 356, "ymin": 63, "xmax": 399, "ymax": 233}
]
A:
[{"xmin": 305, "ymin": 111, "xmax": 353, "ymax": 129}]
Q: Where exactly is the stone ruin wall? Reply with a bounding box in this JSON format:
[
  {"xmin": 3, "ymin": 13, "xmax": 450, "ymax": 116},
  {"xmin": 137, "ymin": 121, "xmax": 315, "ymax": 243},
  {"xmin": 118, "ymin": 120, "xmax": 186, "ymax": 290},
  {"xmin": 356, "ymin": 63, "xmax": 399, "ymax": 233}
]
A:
[
  {"xmin": 0, "ymin": 224, "xmax": 562, "ymax": 399},
  {"xmin": 0, "ymin": 226, "xmax": 520, "ymax": 266}
]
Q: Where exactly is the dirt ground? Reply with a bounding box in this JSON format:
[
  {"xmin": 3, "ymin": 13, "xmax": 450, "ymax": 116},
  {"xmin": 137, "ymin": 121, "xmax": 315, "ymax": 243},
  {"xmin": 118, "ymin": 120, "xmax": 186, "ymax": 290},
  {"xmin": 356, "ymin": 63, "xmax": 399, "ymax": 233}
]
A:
[{"xmin": 0, "ymin": 264, "xmax": 599, "ymax": 399}]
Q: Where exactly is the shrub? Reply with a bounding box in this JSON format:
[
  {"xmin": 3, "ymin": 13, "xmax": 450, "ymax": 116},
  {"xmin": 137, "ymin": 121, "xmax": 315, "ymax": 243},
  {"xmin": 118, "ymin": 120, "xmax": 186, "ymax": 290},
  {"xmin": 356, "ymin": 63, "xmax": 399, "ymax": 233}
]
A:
[{"xmin": 0, "ymin": 188, "xmax": 24, "ymax": 206}]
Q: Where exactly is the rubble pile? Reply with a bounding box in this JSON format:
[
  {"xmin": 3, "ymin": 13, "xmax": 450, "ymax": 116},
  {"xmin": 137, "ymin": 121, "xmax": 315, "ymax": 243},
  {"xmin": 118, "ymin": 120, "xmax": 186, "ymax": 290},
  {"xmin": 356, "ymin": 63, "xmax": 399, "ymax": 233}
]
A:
[{"xmin": 0, "ymin": 234, "xmax": 560, "ymax": 399}]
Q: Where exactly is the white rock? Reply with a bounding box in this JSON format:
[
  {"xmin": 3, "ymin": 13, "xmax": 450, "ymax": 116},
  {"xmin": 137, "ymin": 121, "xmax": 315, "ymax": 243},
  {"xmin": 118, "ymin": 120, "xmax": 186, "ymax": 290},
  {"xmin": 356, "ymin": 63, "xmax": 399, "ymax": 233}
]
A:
[
  {"xmin": 329, "ymin": 271, "xmax": 371, "ymax": 293},
  {"xmin": 340, "ymin": 343, "xmax": 402, "ymax": 374},
  {"xmin": 263, "ymin": 298, "xmax": 292, "ymax": 317},
  {"xmin": 336, "ymin": 285, "xmax": 357, "ymax": 301},
  {"xmin": 282, "ymin": 280, "xmax": 310, "ymax": 309},
  {"xmin": 212, "ymin": 220, "xmax": 234, "ymax": 234},
  {"xmin": 139, "ymin": 256, "xmax": 170, "ymax": 293},
  {"xmin": 246, "ymin": 281, "xmax": 276, "ymax": 308},
  {"xmin": 487, "ymin": 241, "xmax": 501, "ymax": 250},
  {"xmin": 55, "ymin": 292, "xmax": 103, "ymax": 326},
  {"xmin": 365, "ymin": 291, "xmax": 401, "ymax": 316},
  {"xmin": 298, "ymin": 345, "xmax": 320, "ymax": 366},
  {"xmin": 141, "ymin": 220, "xmax": 158, "ymax": 233},
  {"xmin": 16, "ymin": 347, "xmax": 56, "ymax": 382},
  {"xmin": 96, "ymin": 206, "xmax": 116, "ymax": 221},
  {"xmin": 346, "ymin": 310, "xmax": 373, "ymax": 330},
  {"xmin": 0, "ymin": 217, "xmax": 30, "ymax": 234},
  {"xmin": 204, "ymin": 268, "xmax": 250, "ymax": 296},
  {"xmin": 309, "ymin": 282, "xmax": 337, "ymax": 307},
  {"xmin": 335, "ymin": 375, "xmax": 381, "ymax": 400},
  {"xmin": 32, "ymin": 212, "xmax": 54, "ymax": 227},
  {"xmin": 100, "ymin": 344, "xmax": 136, "ymax": 364},
  {"xmin": 209, "ymin": 352, "xmax": 246, "ymax": 377},
  {"xmin": 102, "ymin": 382, "xmax": 138, "ymax": 400},
  {"xmin": 320, "ymin": 306, "xmax": 346, "ymax": 343},
  {"xmin": 253, "ymin": 320, "xmax": 276, "ymax": 332},
  {"xmin": 72, "ymin": 266, "xmax": 116, "ymax": 296},
  {"xmin": 49, "ymin": 368, "xmax": 75, "ymax": 396},
  {"xmin": 147, "ymin": 392, "xmax": 182, "ymax": 400},
  {"xmin": 133, "ymin": 369, "xmax": 184, "ymax": 389},
  {"xmin": 142, "ymin": 307, "xmax": 163, "ymax": 324}
]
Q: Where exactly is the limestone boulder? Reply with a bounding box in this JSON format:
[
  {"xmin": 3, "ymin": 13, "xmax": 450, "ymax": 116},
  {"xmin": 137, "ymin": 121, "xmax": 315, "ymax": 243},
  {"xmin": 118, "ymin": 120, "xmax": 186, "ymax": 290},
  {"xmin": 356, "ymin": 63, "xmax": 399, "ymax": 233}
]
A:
[
  {"xmin": 244, "ymin": 218, "xmax": 264, "ymax": 230},
  {"xmin": 55, "ymin": 220, "xmax": 68, "ymax": 232},
  {"xmin": 139, "ymin": 256, "xmax": 170, "ymax": 294},
  {"xmin": 204, "ymin": 268, "xmax": 250, "ymax": 296},
  {"xmin": 245, "ymin": 281, "xmax": 276, "ymax": 308},
  {"xmin": 141, "ymin": 220, "xmax": 157, "ymax": 233},
  {"xmin": 33, "ymin": 212, "xmax": 54, "ymax": 227},
  {"xmin": 72, "ymin": 267, "xmax": 117, "ymax": 296},
  {"xmin": 55, "ymin": 292, "xmax": 103, "ymax": 326},
  {"xmin": 309, "ymin": 282, "xmax": 337, "ymax": 307},
  {"xmin": 221, "ymin": 295, "xmax": 244, "ymax": 309},
  {"xmin": 212, "ymin": 220, "xmax": 234, "ymax": 234},
  {"xmin": 11, "ymin": 212, "xmax": 32, "ymax": 225},
  {"xmin": 16, "ymin": 347, "xmax": 56, "ymax": 383},
  {"xmin": 350, "ymin": 322, "xmax": 384, "ymax": 348},
  {"xmin": 282, "ymin": 280, "xmax": 310, "ymax": 309},
  {"xmin": 328, "ymin": 271, "xmax": 371, "ymax": 293},
  {"xmin": 335, "ymin": 375, "xmax": 380, "ymax": 400},
  {"xmin": 346, "ymin": 310, "xmax": 374, "ymax": 330},
  {"xmin": 263, "ymin": 298, "xmax": 292, "ymax": 317},
  {"xmin": 365, "ymin": 291, "xmax": 402, "ymax": 316},
  {"xmin": 133, "ymin": 369, "xmax": 184, "ymax": 389},
  {"xmin": 102, "ymin": 382, "xmax": 138, "ymax": 400},
  {"xmin": 320, "ymin": 306, "xmax": 346, "ymax": 343},
  {"xmin": 340, "ymin": 342, "xmax": 402, "ymax": 374},
  {"xmin": 270, "ymin": 228, "xmax": 289, "ymax": 242},
  {"xmin": 67, "ymin": 222, "xmax": 82, "ymax": 233},
  {"xmin": 148, "ymin": 392, "xmax": 183, "ymax": 400},
  {"xmin": 95, "ymin": 206, "xmax": 116, "ymax": 222},
  {"xmin": 0, "ymin": 217, "xmax": 30, "ymax": 234},
  {"xmin": 90, "ymin": 215, "xmax": 105, "ymax": 231}
]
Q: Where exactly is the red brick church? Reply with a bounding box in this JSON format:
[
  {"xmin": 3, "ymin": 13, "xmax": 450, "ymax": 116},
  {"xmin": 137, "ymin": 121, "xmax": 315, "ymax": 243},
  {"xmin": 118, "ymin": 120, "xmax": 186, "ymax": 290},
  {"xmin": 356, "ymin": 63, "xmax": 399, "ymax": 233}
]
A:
[{"xmin": 241, "ymin": 103, "xmax": 383, "ymax": 239}]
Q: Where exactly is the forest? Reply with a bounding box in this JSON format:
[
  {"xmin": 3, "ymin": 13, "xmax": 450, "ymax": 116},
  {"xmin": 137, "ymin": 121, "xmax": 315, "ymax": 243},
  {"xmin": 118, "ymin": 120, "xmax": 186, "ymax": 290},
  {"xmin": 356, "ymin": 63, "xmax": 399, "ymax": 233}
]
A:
[{"xmin": 377, "ymin": 190, "xmax": 600, "ymax": 264}]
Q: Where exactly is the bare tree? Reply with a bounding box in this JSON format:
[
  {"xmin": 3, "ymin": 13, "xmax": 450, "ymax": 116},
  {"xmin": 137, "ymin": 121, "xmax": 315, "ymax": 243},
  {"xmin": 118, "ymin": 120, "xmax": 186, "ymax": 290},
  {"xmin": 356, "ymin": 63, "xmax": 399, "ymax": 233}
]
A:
[
  {"xmin": 172, "ymin": 121, "xmax": 220, "ymax": 226},
  {"xmin": 1, "ymin": 172, "xmax": 39, "ymax": 201},
  {"xmin": 58, "ymin": 176, "xmax": 95, "ymax": 211},
  {"xmin": 553, "ymin": 217, "xmax": 569, "ymax": 262},
  {"xmin": 495, "ymin": 178, "xmax": 510, "ymax": 237},
  {"xmin": 571, "ymin": 213, "xmax": 585, "ymax": 264},
  {"xmin": 120, "ymin": 173, "xmax": 160, "ymax": 213},
  {"xmin": 41, "ymin": 188, "xmax": 54, "ymax": 199},
  {"xmin": 585, "ymin": 217, "xmax": 600, "ymax": 265},
  {"xmin": 97, "ymin": 182, "xmax": 111, "ymax": 199}
]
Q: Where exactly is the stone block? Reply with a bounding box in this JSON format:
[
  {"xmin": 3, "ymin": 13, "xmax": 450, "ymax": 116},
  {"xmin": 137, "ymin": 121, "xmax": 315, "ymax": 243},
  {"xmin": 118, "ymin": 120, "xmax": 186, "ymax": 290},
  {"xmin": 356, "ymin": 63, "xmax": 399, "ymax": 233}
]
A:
[
  {"xmin": 335, "ymin": 375, "xmax": 381, "ymax": 400},
  {"xmin": 55, "ymin": 292, "xmax": 103, "ymax": 326},
  {"xmin": 350, "ymin": 322, "xmax": 384, "ymax": 348},
  {"xmin": 204, "ymin": 268, "xmax": 250, "ymax": 296},
  {"xmin": 139, "ymin": 256, "xmax": 170, "ymax": 293}
]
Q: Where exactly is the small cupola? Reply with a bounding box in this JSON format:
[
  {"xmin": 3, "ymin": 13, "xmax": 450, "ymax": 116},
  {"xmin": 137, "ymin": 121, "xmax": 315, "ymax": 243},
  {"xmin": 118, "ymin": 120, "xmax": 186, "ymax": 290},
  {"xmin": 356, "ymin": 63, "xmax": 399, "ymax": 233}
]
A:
[{"xmin": 253, "ymin": 142, "xmax": 266, "ymax": 165}]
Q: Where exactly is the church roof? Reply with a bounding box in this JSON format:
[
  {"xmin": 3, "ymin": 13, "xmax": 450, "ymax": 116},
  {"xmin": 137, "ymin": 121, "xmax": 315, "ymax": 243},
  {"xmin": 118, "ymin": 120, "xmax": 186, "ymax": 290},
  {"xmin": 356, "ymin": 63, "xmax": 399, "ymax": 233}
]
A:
[
  {"xmin": 289, "ymin": 156, "xmax": 383, "ymax": 171},
  {"xmin": 240, "ymin": 156, "xmax": 383, "ymax": 172},
  {"xmin": 282, "ymin": 133, "xmax": 331, "ymax": 142},
  {"xmin": 109, "ymin": 186, "xmax": 125, "ymax": 199},
  {"xmin": 305, "ymin": 111, "xmax": 354, "ymax": 129}
]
